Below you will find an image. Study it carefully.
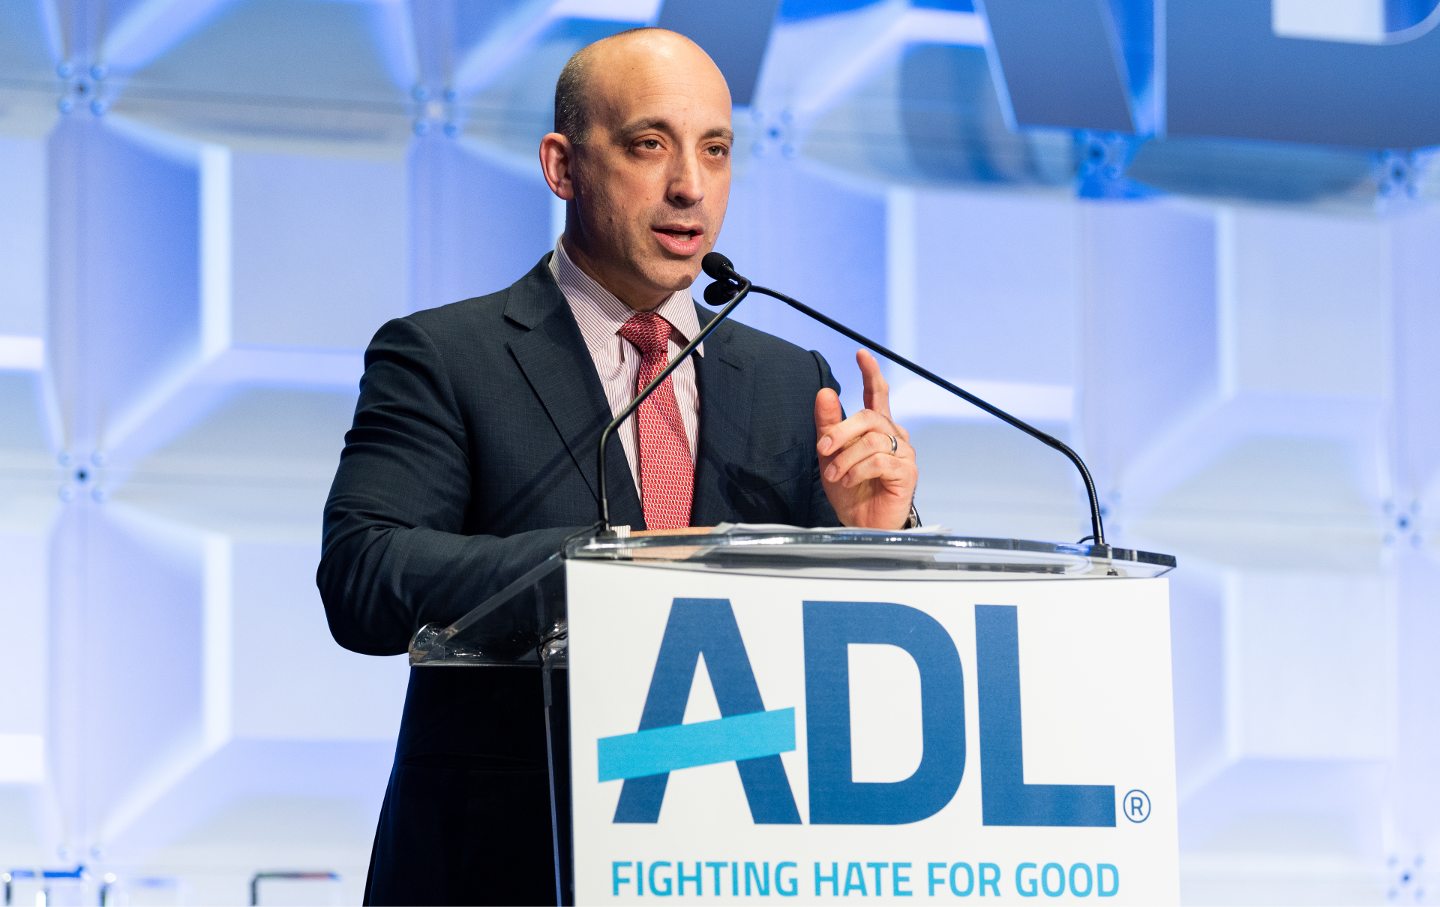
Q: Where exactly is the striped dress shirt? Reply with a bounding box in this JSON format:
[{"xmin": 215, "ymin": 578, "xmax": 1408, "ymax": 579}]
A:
[{"xmin": 548, "ymin": 241, "xmax": 703, "ymax": 494}]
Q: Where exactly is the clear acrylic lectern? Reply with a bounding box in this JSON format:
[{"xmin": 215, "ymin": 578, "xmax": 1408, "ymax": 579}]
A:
[{"xmin": 408, "ymin": 529, "xmax": 1176, "ymax": 905}]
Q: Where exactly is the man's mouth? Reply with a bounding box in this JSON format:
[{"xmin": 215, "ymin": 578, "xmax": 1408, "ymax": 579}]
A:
[{"xmin": 653, "ymin": 226, "xmax": 704, "ymax": 254}]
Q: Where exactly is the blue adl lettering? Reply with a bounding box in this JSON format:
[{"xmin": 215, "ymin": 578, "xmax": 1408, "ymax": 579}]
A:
[
  {"xmin": 804, "ymin": 600, "xmax": 966, "ymax": 824},
  {"xmin": 612, "ymin": 599, "xmax": 801, "ymax": 824},
  {"xmin": 976, "ymin": 604, "xmax": 1115, "ymax": 827}
]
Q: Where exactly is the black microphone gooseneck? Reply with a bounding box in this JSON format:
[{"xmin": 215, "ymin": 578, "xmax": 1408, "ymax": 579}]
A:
[
  {"xmin": 596, "ymin": 257, "xmax": 752, "ymax": 535},
  {"xmin": 701, "ymin": 255, "xmax": 1107, "ymax": 548}
]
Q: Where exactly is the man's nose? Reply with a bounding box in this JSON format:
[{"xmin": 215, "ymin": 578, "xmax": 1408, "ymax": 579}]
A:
[{"xmin": 666, "ymin": 152, "xmax": 705, "ymax": 206}]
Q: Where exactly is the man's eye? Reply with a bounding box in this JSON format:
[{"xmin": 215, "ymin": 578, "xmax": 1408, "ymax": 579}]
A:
[
  {"xmin": 636, "ymin": 138, "xmax": 662, "ymax": 150},
  {"xmin": 706, "ymin": 144, "xmax": 731, "ymax": 158}
]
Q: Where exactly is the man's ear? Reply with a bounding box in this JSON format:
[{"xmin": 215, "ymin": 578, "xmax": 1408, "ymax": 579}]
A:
[{"xmin": 539, "ymin": 132, "xmax": 576, "ymax": 200}]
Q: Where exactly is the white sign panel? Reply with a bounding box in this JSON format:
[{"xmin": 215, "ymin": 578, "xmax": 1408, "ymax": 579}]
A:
[{"xmin": 566, "ymin": 560, "xmax": 1178, "ymax": 904}]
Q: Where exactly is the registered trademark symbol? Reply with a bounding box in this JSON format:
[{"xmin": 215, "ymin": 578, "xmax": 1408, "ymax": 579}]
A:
[{"xmin": 1121, "ymin": 789, "xmax": 1151, "ymax": 823}]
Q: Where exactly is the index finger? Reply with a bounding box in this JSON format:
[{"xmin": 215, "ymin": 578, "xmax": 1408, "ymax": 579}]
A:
[{"xmin": 857, "ymin": 349, "xmax": 891, "ymax": 419}]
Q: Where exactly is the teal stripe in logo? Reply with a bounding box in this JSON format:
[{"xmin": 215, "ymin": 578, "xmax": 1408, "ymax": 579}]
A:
[{"xmin": 597, "ymin": 708, "xmax": 796, "ymax": 782}]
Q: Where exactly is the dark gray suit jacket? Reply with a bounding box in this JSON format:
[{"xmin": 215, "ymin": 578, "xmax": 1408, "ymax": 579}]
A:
[{"xmin": 318, "ymin": 257, "xmax": 840, "ymax": 904}]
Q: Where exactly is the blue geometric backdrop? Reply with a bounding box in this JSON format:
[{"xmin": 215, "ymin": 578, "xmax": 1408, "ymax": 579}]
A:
[{"xmin": 2, "ymin": 0, "xmax": 1439, "ymax": 902}]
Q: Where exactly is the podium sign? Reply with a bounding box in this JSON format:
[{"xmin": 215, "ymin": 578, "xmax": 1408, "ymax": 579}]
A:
[{"xmin": 566, "ymin": 558, "xmax": 1179, "ymax": 904}]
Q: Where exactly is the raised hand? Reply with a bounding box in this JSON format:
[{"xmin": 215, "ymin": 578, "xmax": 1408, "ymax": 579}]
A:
[{"xmin": 814, "ymin": 349, "xmax": 918, "ymax": 530}]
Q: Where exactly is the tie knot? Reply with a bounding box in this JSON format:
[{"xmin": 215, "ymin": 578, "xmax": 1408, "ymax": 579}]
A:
[{"xmin": 619, "ymin": 311, "xmax": 671, "ymax": 357}]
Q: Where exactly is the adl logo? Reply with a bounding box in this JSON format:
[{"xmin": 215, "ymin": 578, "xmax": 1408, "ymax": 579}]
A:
[{"xmin": 596, "ymin": 599, "xmax": 1116, "ymax": 828}]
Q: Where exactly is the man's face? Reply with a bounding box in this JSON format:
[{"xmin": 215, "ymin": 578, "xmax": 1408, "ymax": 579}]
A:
[{"xmin": 551, "ymin": 33, "xmax": 733, "ymax": 311}]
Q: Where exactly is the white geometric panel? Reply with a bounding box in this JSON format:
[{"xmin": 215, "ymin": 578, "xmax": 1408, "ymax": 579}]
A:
[
  {"xmin": 99, "ymin": 0, "xmax": 239, "ymax": 73},
  {"xmin": 720, "ymin": 154, "xmax": 889, "ymax": 414},
  {"xmin": 911, "ymin": 189, "xmax": 1082, "ymax": 387},
  {"xmin": 0, "ymin": 786, "xmax": 52, "ymax": 868},
  {"xmin": 112, "ymin": 386, "xmax": 362, "ymax": 534},
  {"xmin": 0, "ymin": 529, "xmax": 49, "ymax": 771},
  {"xmin": 410, "ymin": 137, "xmax": 557, "ymax": 309},
  {"xmin": 1079, "ymin": 198, "xmax": 1219, "ymax": 494},
  {"xmin": 102, "ymin": 741, "xmax": 385, "ymax": 904},
  {"xmin": 0, "ymin": 256, "xmax": 59, "ymax": 875},
  {"xmin": 0, "ymin": 1, "xmax": 57, "ymax": 80},
  {"xmin": 902, "ymin": 418, "xmax": 1092, "ymax": 543},
  {"xmin": 0, "ymin": 371, "xmax": 57, "ymax": 477},
  {"xmin": 757, "ymin": 2, "xmax": 987, "ymax": 124},
  {"xmin": 1113, "ymin": 205, "xmax": 1391, "ymax": 557},
  {"xmin": 1226, "ymin": 570, "xmax": 1394, "ymax": 761},
  {"xmin": 0, "ymin": 134, "xmax": 47, "ymax": 339},
  {"xmin": 48, "ymin": 118, "xmax": 202, "ymax": 454},
  {"xmin": 457, "ymin": 15, "xmax": 626, "ymax": 163},
  {"xmin": 1392, "ymin": 552, "xmax": 1440, "ymax": 854},
  {"xmin": 1390, "ymin": 206, "xmax": 1440, "ymax": 507},
  {"xmin": 1167, "ymin": 568, "xmax": 1226, "ymax": 802},
  {"xmin": 89, "ymin": 1, "xmax": 419, "ymax": 157},
  {"xmin": 1221, "ymin": 207, "xmax": 1388, "ymax": 400},
  {"xmin": 0, "ymin": 113, "xmax": 58, "ymax": 503},
  {"xmin": 83, "ymin": 526, "xmax": 403, "ymax": 886},
  {"xmin": 0, "ymin": 527, "xmax": 52, "ymax": 867},
  {"xmin": 118, "ymin": 0, "xmax": 412, "ymax": 105},
  {"xmin": 226, "ymin": 148, "xmax": 409, "ymax": 351},
  {"xmin": 228, "ymin": 539, "xmax": 407, "ymax": 740},
  {"xmin": 74, "ymin": 508, "xmax": 210, "ymax": 844},
  {"xmin": 1149, "ymin": 433, "xmax": 1380, "ymax": 531},
  {"xmin": 74, "ymin": 512, "xmax": 406, "ymax": 881},
  {"xmin": 1179, "ymin": 759, "xmax": 1389, "ymax": 886}
]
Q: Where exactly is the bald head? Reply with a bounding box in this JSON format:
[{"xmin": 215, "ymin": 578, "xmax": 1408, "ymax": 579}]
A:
[
  {"xmin": 553, "ymin": 28, "xmax": 728, "ymax": 144},
  {"xmin": 538, "ymin": 27, "xmax": 734, "ymax": 310}
]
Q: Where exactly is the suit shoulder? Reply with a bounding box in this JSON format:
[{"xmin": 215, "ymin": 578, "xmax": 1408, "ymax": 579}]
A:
[
  {"xmin": 404, "ymin": 289, "xmax": 507, "ymax": 332},
  {"xmin": 709, "ymin": 313, "xmax": 828, "ymax": 367},
  {"xmin": 383, "ymin": 256, "xmax": 558, "ymax": 346}
]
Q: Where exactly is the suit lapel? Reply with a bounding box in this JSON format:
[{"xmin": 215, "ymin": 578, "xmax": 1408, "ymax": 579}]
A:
[
  {"xmin": 504, "ymin": 260, "xmax": 644, "ymax": 529},
  {"xmin": 691, "ymin": 309, "xmax": 754, "ymax": 525}
]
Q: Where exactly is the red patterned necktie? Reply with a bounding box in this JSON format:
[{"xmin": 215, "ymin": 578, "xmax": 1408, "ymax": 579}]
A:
[{"xmin": 618, "ymin": 311, "xmax": 694, "ymax": 530}]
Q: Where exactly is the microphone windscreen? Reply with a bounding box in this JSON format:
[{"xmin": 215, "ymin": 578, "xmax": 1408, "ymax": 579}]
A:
[
  {"xmin": 702, "ymin": 280, "xmax": 733, "ymax": 307},
  {"xmin": 701, "ymin": 251, "xmax": 737, "ymax": 282}
]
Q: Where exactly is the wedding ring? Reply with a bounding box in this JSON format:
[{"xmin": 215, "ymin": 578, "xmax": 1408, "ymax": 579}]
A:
[{"xmin": 887, "ymin": 433, "xmax": 898, "ymax": 454}]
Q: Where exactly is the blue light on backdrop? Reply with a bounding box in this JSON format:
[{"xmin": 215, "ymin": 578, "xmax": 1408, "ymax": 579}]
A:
[{"xmin": 1, "ymin": 0, "xmax": 1439, "ymax": 902}]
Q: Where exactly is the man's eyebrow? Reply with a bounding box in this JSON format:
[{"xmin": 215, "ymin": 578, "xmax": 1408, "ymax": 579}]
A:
[
  {"xmin": 617, "ymin": 118, "xmax": 734, "ymax": 142},
  {"xmin": 618, "ymin": 117, "xmax": 670, "ymax": 137}
]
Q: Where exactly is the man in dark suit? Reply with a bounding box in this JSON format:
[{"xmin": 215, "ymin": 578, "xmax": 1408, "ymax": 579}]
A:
[{"xmin": 319, "ymin": 27, "xmax": 918, "ymax": 905}]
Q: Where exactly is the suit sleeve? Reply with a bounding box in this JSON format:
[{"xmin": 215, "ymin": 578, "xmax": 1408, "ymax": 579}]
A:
[{"xmin": 317, "ymin": 317, "xmax": 582, "ymax": 657}]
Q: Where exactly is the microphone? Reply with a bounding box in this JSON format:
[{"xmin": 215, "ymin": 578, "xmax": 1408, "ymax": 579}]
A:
[
  {"xmin": 701, "ymin": 251, "xmax": 743, "ymax": 284},
  {"xmin": 595, "ymin": 255, "xmax": 752, "ymax": 534},
  {"xmin": 702, "ymin": 255, "xmax": 1108, "ymax": 548}
]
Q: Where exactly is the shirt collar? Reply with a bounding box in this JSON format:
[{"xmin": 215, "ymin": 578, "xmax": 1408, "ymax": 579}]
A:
[{"xmin": 549, "ymin": 238, "xmax": 705, "ymax": 354}]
